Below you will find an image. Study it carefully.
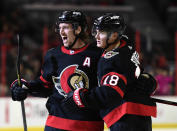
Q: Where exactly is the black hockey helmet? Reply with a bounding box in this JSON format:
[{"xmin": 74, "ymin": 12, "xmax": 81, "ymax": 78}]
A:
[
  {"xmin": 56, "ymin": 10, "xmax": 87, "ymax": 38},
  {"xmin": 92, "ymin": 13, "xmax": 126, "ymax": 37}
]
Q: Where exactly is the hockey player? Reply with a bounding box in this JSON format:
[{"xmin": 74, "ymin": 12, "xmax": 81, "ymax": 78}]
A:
[
  {"xmin": 61, "ymin": 13, "xmax": 157, "ymax": 131},
  {"xmin": 10, "ymin": 11, "xmax": 104, "ymax": 131}
]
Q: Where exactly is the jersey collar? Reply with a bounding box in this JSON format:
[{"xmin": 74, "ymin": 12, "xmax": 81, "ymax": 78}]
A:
[
  {"xmin": 101, "ymin": 40, "xmax": 127, "ymax": 57},
  {"xmin": 61, "ymin": 44, "xmax": 89, "ymax": 55},
  {"xmin": 119, "ymin": 40, "xmax": 126, "ymax": 48}
]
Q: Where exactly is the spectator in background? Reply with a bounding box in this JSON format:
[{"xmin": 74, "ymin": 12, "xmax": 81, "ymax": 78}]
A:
[
  {"xmin": 154, "ymin": 55, "xmax": 174, "ymax": 95},
  {"xmin": 154, "ymin": 66, "xmax": 174, "ymax": 95}
]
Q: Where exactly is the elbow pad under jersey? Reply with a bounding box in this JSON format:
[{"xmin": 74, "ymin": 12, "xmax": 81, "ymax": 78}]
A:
[{"xmin": 28, "ymin": 78, "xmax": 53, "ymax": 97}]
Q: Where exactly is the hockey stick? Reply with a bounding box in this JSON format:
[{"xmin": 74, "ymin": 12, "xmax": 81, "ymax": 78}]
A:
[
  {"xmin": 151, "ymin": 97, "xmax": 177, "ymax": 106},
  {"xmin": 16, "ymin": 34, "xmax": 28, "ymax": 131}
]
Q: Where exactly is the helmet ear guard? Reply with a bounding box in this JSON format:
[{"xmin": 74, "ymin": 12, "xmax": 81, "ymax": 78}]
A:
[
  {"xmin": 117, "ymin": 24, "xmax": 126, "ymax": 38},
  {"xmin": 91, "ymin": 23, "xmax": 97, "ymax": 37},
  {"xmin": 75, "ymin": 26, "xmax": 81, "ymax": 35}
]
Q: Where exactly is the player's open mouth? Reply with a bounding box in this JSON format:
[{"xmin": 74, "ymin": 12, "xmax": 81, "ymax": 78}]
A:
[
  {"xmin": 63, "ymin": 36, "xmax": 67, "ymax": 41},
  {"xmin": 97, "ymin": 41, "xmax": 101, "ymax": 44}
]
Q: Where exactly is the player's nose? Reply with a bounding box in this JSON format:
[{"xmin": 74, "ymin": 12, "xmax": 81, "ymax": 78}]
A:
[
  {"xmin": 60, "ymin": 28, "xmax": 65, "ymax": 35},
  {"xmin": 95, "ymin": 32, "xmax": 99, "ymax": 39}
]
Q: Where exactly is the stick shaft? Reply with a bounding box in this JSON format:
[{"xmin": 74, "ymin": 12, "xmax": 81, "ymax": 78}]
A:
[
  {"xmin": 17, "ymin": 34, "xmax": 28, "ymax": 131},
  {"xmin": 21, "ymin": 101, "xmax": 27, "ymax": 131},
  {"xmin": 151, "ymin": 97, "xmax": 177, "ymax": 106}
]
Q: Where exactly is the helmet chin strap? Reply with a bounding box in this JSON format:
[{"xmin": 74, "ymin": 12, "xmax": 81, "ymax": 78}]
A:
[
  {"xmin": 65, "ymin": 29, "xmax": 79, "ymax": 49},
  {"xmin": 66, "ymin": 36, "xmax": 78, "ymax": 49},
  {"xmin": 104, "ymin": 32, "xmax": 120, "ymax": 50}
]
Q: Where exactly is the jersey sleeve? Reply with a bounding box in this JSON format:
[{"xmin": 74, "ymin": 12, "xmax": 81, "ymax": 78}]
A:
[
  {"xmin": 83, "ymin": 75, "xmax": 127, "ymax": 110},
  {"xmin": 82, "ymin": 59, "xmax": 128, "ymax": 110},
  {"xmin": 100, "ymin": 72, "xmax": 127, "ymax": 98},
  {"xmin": 28, "ymin": 78, "xmax": 53, "ymax": 97}
]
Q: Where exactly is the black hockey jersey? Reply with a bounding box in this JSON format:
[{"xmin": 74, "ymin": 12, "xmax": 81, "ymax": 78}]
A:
[
  {"xmin": 86, "ymin": 39, "xmax": 156, "ymax": 128},
  {"xmin": 30, "ymin": 44, "xmax": 104, "ymax": 131}
]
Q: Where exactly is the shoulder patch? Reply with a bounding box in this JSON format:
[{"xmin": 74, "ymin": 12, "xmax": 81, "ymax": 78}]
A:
[
  {"xmin": 131, "ymin": 51, "xmax": 140, "ymax": 66},
  {"xmin": 104, "ymin": 51, "xmax": 119, "ymax": 59}
]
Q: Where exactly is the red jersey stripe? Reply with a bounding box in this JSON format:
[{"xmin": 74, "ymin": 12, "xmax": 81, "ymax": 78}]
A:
[
  {"xmin": 46, "ymin": 115, "xmax": 104, "ymax": 131},
  {"xmin": 40, "ymin": 75, "xmax": 53, "ymax": 88},
  {"xmin": 103, "ymin": 102, "xmax": 157, "ymax": 127},
  {"xmin": 104, "ymin": 84, "xmax": 124, "ymax": 98}
]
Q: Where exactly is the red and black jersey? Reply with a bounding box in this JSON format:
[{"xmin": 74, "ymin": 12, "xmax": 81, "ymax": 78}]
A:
[
  {"xmin": 86, "ymin": 38, "xmax": 156, "ymax": 128},
  {"xmin": 29, "ymin": 44, "xmax": 104, "ymax": 131}
]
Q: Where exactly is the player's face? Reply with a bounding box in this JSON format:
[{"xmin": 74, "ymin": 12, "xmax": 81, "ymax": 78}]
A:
[
  {"xmin": 59, "ymin": 23, "xmax": 76, "ymax": 47},
  {"xmin": 95, "ymin": 30, "xmax": 107, "ymax": 48}
]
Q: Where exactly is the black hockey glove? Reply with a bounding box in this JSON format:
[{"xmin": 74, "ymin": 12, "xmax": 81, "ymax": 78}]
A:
[
  {"xmin": 135, "ymin": 73, "xmax": 157, "ymax": 96},
  {"xmin": 61, "ymin": 88, "xmax": 88, "ymax": 113},
  {"xmin": 10, "ymin": 79, "xmax": 29, "ymax": 101}
]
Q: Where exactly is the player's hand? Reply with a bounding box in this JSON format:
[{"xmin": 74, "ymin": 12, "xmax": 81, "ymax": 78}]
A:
[
  {"xmin": 61, "ymin": 88, "xmax": 88, "ymax": 113},
  {"xmin": 135, "ymin": 73, "xmax": 157, "ymax": 96},
  {"xmin": 10, "ymin": 79, "xmax": 29, "ymax": 101}
]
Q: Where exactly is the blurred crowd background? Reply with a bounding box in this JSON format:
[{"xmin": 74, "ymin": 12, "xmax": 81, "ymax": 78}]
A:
[{"xmin": 0, "ymin": 0, "xmax": 177, "ymax": 96}]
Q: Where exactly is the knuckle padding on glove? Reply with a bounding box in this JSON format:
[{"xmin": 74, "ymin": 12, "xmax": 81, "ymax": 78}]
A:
[
  {"xmin": 135, "ymin": 73, "xmax": 157, "ymax": 95},
  {"xmin": 10, "ymin": 79, "xmax": 29, "ymax": 101}
]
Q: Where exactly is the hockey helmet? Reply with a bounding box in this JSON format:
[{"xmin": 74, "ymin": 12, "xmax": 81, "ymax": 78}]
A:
[
  {"xmin": 92, "ymin": 13, "xmax": 126, "ymax": 37},
  {"xmin": 56, "ymin": 10, "xmax": 87, "ymax": 34}
]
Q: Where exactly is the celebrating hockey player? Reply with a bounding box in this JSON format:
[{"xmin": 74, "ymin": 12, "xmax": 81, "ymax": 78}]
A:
[
  {"xmin": 10, "ymin": 11, "xmax": 104, "ymax": 131},
  {"xmin": 62, "ymin": 13, "xmax": 157, "ymax": 131}
]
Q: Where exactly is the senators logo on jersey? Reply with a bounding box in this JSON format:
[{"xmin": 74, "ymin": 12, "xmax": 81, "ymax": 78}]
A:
[
  {"xmin": 52, "ymin": 65, "xmax": 89, "ymax": 97},
  {"xmin": 104, "ymin": 51, "xmax": 119, "ymax": 59}
]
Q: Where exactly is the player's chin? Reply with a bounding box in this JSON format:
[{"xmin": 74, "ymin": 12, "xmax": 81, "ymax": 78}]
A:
[
  {"xmin": 97, "ymin": 44, "xmax": 104, "ymax": 48},
  {"xmin": 63, "ymin": 43, "xmax": 69, "ymax": 47}
]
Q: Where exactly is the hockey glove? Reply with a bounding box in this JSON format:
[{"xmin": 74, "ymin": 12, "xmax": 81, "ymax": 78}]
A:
[
  {"xmin": 135, "ymin": 73, "xmax": 157, "ymax": 96},
  {"xmin": 10, "ymin": 79, "xmax": 29, "ymax": 101},
  {"xmin": 61, "ymin": 88, "xmax": 88, "ymax": 113}
]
